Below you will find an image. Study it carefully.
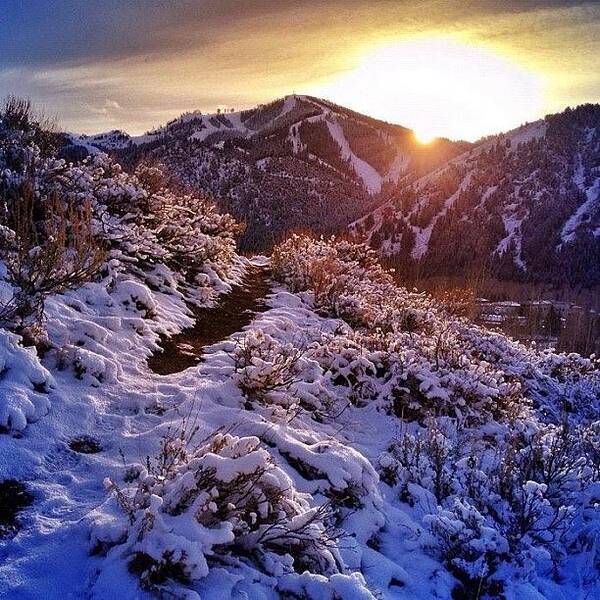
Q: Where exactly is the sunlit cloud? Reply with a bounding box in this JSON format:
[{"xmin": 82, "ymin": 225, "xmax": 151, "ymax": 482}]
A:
[{"xmin": 0, "ymin": 1, "xmax": 599, "ymax": 136}]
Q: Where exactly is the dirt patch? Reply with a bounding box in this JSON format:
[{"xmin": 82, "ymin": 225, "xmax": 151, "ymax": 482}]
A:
[
  {"xmin": 0, "ymin": 479, "xmax": 33, "ymax": 538},
  {"xmin": 69, "ymin": 435, "xmax": 103, "ymax": 454},
  {"xmin": 148, "ymin": 265, "xmax": 272, "ymax": 375}
]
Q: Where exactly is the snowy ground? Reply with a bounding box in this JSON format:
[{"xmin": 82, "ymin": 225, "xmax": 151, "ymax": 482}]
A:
[
  {"xmin": 0, "ymin": 257, "xmax": 246, "ymax": 598},
  {"xmin": 2, "ymin": 265, "xmax": 589, "ymax": 599},
  {"xmin": 0, "ymin": 275, "xmax": 385, "ymax": 598},
  {"xmin": 3, "ymin": 94, "xmax": 599, "ymax": 600}
]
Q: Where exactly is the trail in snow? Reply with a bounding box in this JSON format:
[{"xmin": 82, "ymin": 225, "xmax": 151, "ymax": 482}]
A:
[
  {"xmin": 0, "ymin": 260, "xmax": 275, "ymax": 599},
  {"xmin": 147, "ymin": 264, "xmax": 273, "ymax": 375}
]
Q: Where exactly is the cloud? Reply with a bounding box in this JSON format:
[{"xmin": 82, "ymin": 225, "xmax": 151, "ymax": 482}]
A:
[
  {"xmin": 2, "ymin": 1, "xmax": 597, "ymax": 69},
  {"xmin": 0, "ymin": 1, "xmax": 599, "ymax": 133},
  {"xmin": 85, "ymin": 99, "xmax": 122, "ymax": 118}
]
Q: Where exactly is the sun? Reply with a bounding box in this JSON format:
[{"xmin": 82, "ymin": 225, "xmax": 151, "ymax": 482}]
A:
[
  {"xmin": 305, "ymin": 37, "xmax": 544, "ymax": 141},
  {"xmin": 413, "ymin": 128, "xmax": 436, "ymax": 144}
]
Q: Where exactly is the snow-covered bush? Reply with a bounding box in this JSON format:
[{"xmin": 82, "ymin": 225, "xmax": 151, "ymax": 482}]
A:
[
  {"xmin": 424, "ymin": 498, "xmax": 509, "ymax": 597},
  {"xmin": 0, "ymin": 181, "xmax": 104, "ymax": 337},
  {"xmin": 272, "ymin": 234, "xmax": 599, "ymax": 426},
  {"xmin": 77, "ymin": 155, "xmax": 242, "ymax": 303},
  {"xmin": 449, "ymin": 331, "xmax": 600, "ymax": 430},
  {"xmin": 110, "ymin": 279, "xmax": 157, "ymax": 319},
  {"xmin": 232, "ymin": 330, "xmax": 334, "ymax": 414},
  {"xmin": 96, "ymin": 430, "xmax": 346, "ymax": 595},
  {"xmin": 271, "ymin": 235, "xmax": 600, "ymax": 592},
  {"xmin": 311, "ymin": 331, "xmax": 387, "ymax": 406},
  {"xmin": 390, "ymin": 347, "xmax": 529, "ymax": 425},
  {"xmin": 71, "ymin": 346, "xmax": 119, "ymax": 386},
  {"xmin": 380, "ymin": 418, "xmax": 600, "ymax": 592},
  {"xmin": 1, "ymin": 118, "xmax": 243, "ymax": 313},
  {"xmin": 232, "ymin": 330, "xmax": 305, "ymax": 401},
  {"xmin": 0, "ymin": 329, "xmax": 53, "ymax": 432},
  {"xmin": 272, "ymin": 234, "xmax": 431, "ymax": 332},
  {"xmin": 0, "ymin": 105, "xmax": 244, "ymax": 397},
  {"xmin": 379, "ymin": 419, "xmax": 458, "ymax": 500}
]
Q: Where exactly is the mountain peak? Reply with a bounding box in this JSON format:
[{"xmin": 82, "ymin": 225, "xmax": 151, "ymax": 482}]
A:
[{"xmin": 63, "ymin": 95, "xmax": 468, "ymax": 252}]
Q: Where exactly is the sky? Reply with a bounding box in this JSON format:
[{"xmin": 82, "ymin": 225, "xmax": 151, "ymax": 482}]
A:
[{"xmin": 1, "ymin": 0, "xmax": 600, "ymax": 140}]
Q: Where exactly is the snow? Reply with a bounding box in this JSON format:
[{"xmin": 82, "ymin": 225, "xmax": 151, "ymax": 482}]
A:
[
  {"xmin": 505, "ymin": 120, "xmax": 547, "ymax": 147},
  {"xmin": 0, "ymin": 259, "xmax": 245, "ymax": 597},
  {"xmin": 351, "ymin": 119, "xmax": 549, "ymax": 253},
  {"xmin": 65, "ymin": 133, "xmax": 104, "ymax": 154},
  {"xmin": 2, "ymin": 234, "xmax": 599, "ymax": 598},
  {"xmin": 188, "ymin": 118, "xmax": 242, "ymax": 143},
  {"xmin": 67, "ymin": 130, "xmax": 133, "ymax": 151},
  {"xmin": 280, "ymin": 94, "xmax": 298, "ymax": 119},
  {"xmin": 0, "ymin": 331, "xmax": 53, "ymax": 432},
  {"xmin": 496, "ymin": 201, "xmax": 529, "ymax": 270},
  {"xmin": 411, "ymin": 172, "xmax": 472, "ymax": 259},
  {"xmin": 70, "ymin": 95, "xmax": 302, "ymax": 153},
  {"xmin": 2, "ymin": 121, "xmax": 600, "ymax": 600},
  {"xmin": 384, "ymin": 153, "xmax": 410, "ymax": 183},
  {"xmin": 325, "ymin": 118, "xmax": 382, "ymax": 194},
  {"xmin": 255, "ymin": 157, "xmax": 270, "ymax": 170},
  {"xmin": 67, "ymin": 94, "xmax": 398, "ymax": 198},
  {"xmin": 288, "ymin": 122, "xmax": 305, "ymax": 155},
  {"xmin": 560, "ymin": 163, "xmax": 600, "ymax": 242}
]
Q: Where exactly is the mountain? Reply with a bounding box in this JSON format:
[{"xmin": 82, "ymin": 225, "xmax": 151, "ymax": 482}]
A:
[
  {"xmin": 351, "ymin": 104, "xmax": 600, "ymax": 286},
  {"xmin": 66, "ymin": 95, "xmax": 468, "ymax": 250},
  {"xmin": 3, "ymin": 95, "xmax": 600, "ymax": 600},
  {"xmin": 66, "ymin": 99, "xmax": 600, "ymax": 287}
]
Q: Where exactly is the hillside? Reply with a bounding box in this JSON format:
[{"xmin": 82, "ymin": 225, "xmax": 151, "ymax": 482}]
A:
[
  {"xmin": 66, "ymin": 95, "xmax": 468, "ymax": 250},
  {"xmin": 352, "ymin": 104, "xmax": 600, "ymax": 286},
  {"xmin": 1, "ymin": 103, "xmax": 600, "ymax": 599}
]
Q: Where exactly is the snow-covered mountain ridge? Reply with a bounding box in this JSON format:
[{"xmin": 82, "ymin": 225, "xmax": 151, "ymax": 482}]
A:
[
  {"xmin": 352, "ymin": 104, "xmax": 600, "ymax": 285},
  {"xmin": 69, "ymin": 95, "xmax": 464, "ymax": 192},
  {"xmin": 66, "ymin": 95, "xmax": 468, "ymax": 251}
]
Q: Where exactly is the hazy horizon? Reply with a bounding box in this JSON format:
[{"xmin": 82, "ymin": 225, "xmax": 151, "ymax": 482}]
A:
[{"xmin": 37, "ymin": 91, "xmax": 587, "ymax": 146}]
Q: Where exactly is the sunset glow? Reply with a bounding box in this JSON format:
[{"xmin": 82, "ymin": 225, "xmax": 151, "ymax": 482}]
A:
[
  {"xmin": 306, "ymin": 38, "xmax": 544, "ymax": 141},
  {"xmin": 1, "ymin": 1, "xmax": 599, "ymax": 139},
  {"xmin": 413, "ymin": 129, "xmax": 436, "ymax": 145}
]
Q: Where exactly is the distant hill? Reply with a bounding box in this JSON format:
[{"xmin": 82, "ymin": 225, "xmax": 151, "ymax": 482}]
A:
[{"xmin": 66, "ymin": 98, "xmax": 600, "ymax": 287}]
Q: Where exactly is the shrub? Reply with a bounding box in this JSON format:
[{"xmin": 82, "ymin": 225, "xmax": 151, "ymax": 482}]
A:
[
  {"xmin": 97, "ymin": 429, "xmax": 342, "ymax": 594},
  {"xmin": 1, "ymin": 96, "xmax": 34, "ymax": 132},
  {"xmin": 1, "ymin": 140, "xmax": 243, "ymax": 312},
  {"xmin": 311, "ymin": 330, "xmax": 390, "ymax": 406},
  {"xmin": 381, "ymin": 419, "xmax": 600, "ymax": 591},
  {"xmin": 271, "ymin": 235, "xmax": 598, "ymax": 426},
  {"xmin": 424, "ymin": 498, "xmax": 508, "ymax": 597},
  {"xmin": 272, "ymin": 234, "xmax": 427, "ymax": 331},
  {"xmin": 232, "ymin": 330, "xmax": 305, "ymax": 401},
  {"xmin": 232, "ymin": 330, "xmax": 333, "ymax": 414},
  {"xmin": 432, "ymin": 285, "xmax": 477, "ymax": 319},
  {"xmin": 0, "ymin": 182, "xmax": 104, "ymax": 336}
]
